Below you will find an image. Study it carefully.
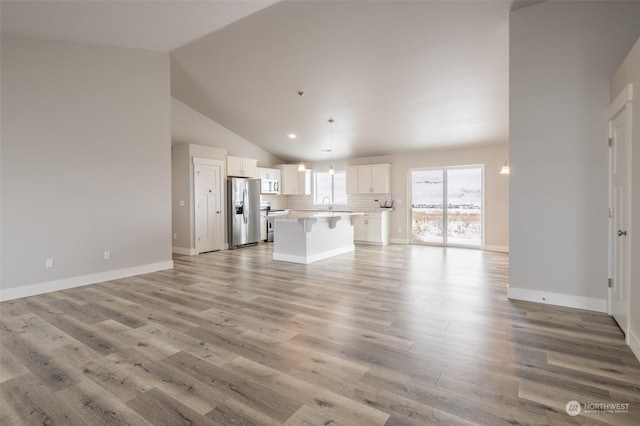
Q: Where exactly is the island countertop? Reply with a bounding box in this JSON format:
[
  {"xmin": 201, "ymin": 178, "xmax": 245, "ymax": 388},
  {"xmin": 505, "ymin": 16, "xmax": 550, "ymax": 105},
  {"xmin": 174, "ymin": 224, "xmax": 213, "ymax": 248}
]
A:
[{"xmin": 275, "ymin": 210, "xmax": 363, "ymax": 220}]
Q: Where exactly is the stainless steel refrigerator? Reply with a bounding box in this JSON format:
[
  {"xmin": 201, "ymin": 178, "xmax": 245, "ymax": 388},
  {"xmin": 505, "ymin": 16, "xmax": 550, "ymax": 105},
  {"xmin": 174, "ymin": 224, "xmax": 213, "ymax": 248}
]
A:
[{"xmin": 227, "ymin": 178, "xmax": 261, "ymax": 249}]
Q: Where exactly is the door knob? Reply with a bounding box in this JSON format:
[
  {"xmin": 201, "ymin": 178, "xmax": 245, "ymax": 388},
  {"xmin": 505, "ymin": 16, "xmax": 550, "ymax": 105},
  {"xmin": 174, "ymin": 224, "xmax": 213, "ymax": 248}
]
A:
[{"xmin": 618, "ymin": 230, "xmax": 627, "ymax": 236}]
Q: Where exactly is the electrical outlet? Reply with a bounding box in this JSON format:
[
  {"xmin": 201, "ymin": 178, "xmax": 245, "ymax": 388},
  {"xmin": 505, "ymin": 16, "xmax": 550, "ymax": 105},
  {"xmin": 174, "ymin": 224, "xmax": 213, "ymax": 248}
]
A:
[
  {"xmin": 104, "ymin": 250, "xmax": 111, "ymax": 260},
  {"xmin": 179, "ymin": 200, "xmax": 185, "ymax": 207},
  {"xmin": 173, "ymin": 233, "xmax": 177, "ymax": 240},
  {"xmin": 398, "ymin": 227, "xmax": 402, "ymax": 233},
  {"xmin": 45, "ymin": 258, "xmax": 54, "ymax": 269}
]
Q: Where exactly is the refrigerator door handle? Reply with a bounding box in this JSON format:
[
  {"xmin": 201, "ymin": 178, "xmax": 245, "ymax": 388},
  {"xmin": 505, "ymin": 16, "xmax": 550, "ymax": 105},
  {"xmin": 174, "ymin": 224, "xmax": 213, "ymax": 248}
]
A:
[{"xmin": 243, "ymin": 189, "xmax": 248, "ymax": 224}]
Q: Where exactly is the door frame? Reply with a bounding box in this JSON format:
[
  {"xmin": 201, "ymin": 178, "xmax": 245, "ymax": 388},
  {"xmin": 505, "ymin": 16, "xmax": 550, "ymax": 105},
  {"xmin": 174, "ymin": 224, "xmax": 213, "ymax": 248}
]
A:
[
  {"xmin": 193, "ymin": 157, "xmax": 225, "ymax": 254},
  {"xmin": 607, "ymin": 83, "xmax": 633, "ymax": 338}
]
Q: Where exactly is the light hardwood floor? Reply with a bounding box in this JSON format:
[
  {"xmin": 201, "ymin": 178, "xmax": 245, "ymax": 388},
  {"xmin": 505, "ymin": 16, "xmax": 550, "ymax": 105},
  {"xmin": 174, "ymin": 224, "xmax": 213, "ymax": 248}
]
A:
[{"xmin": 1, "ymin": 244, "xmax": 639, "ymax": 425}]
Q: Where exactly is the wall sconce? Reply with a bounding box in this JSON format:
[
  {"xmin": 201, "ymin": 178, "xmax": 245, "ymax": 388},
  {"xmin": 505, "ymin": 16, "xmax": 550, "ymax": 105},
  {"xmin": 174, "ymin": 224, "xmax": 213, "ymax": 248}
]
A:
[{"xmin": 500, "ymin": 161, "xmax": 510, "ymax": 175}]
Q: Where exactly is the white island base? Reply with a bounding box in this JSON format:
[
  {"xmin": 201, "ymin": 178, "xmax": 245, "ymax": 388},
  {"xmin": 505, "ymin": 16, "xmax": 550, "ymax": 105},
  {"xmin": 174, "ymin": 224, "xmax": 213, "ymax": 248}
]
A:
[{"xmin": 273, "ymin": 213, "xmax": 360, "ymax": 264}]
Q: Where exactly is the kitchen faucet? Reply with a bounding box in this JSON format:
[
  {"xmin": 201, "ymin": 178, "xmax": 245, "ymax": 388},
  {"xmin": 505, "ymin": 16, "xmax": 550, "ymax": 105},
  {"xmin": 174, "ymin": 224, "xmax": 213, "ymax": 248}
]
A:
[{"xmin": 321, "ymin": 196, "xmax": 333, "ymax": 209}]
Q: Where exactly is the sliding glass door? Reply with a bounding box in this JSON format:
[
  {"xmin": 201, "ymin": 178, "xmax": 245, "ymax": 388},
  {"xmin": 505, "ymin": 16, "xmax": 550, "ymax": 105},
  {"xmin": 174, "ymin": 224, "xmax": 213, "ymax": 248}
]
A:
[{"xmin": 411, "ymin": 166, "xmax": 483, "ymax": 247}]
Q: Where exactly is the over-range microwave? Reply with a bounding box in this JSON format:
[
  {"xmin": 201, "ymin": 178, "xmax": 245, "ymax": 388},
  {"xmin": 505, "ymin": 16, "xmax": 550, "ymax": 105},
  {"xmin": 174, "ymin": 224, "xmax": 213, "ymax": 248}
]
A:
[{"xmin": 261, "ymin": 179, "xmax": 279, "ymax": 194}]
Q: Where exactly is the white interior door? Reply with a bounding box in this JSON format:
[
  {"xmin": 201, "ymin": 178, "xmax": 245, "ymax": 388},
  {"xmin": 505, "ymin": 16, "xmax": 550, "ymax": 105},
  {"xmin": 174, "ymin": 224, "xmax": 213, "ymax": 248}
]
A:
[
  {"xmin": 608, "ymin": 87, "xmax": 632, "ymax": 336},
  {"xmin": 195, "ymin": 162, "xmax": 222, "ymax": 254}
]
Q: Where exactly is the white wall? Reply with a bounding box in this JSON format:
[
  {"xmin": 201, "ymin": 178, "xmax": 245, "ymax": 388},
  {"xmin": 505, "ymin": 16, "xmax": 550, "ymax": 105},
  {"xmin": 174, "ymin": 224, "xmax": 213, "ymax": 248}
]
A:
[
  {"xmin": 0, "ymin": 36, "xmax": 172, "ymax": 300},
  {"xmin": 171, "ymin": 143, "xmax": 192, "ymax": 252},
  {"xmin": 611, "ymin": 38, "xmax": 640, "ymax": 358},
  {"xmin": 171, "ymin": 97, "xmax": 281, "ymax": 166},
  {"xmin": 310, "ymin": 143, "xmax": 510, "ymax": 249},
  {"xmin": 509, "ymin": 2, "xmax": 640, "ymax": 311}
]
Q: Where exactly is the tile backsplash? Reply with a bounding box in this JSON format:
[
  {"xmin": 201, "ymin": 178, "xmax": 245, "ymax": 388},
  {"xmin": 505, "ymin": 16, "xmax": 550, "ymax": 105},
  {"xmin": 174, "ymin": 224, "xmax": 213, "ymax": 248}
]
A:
[
  {"xmin": 259, "ymin": 194, "xmax": 288, "ymax": 210},
  {"xmin": 345, "ymin": 193, "xmax": 394, "ymax": 212},
  {"xmin": 261, "ymin": 193, "xmax": 393, "ymax": 213}
]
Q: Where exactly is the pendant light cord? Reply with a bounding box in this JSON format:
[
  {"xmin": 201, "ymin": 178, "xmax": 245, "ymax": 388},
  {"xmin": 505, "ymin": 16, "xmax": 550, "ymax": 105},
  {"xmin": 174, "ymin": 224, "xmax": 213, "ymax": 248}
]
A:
[{"xmin": 328, "ymin": 119, "xmax": 335, "ymax": 175}]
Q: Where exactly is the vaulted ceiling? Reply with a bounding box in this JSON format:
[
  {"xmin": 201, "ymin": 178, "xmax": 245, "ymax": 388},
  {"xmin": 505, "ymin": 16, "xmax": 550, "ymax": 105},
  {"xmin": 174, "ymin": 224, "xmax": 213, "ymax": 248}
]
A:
[
  {"xmin": 0, "ymin": 0, "xmax": 277, "ymax": 51},
  {"xmin": 2, "ymin": 0, "xmax": 513, "ymax": 163}
]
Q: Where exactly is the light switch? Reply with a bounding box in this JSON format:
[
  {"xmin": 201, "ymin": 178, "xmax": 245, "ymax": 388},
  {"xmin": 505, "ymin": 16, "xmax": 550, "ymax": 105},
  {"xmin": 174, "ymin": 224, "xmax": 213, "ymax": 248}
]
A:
[{"xmin": 104, "ymin": 250, "xmax": 111, "ymax": 260}]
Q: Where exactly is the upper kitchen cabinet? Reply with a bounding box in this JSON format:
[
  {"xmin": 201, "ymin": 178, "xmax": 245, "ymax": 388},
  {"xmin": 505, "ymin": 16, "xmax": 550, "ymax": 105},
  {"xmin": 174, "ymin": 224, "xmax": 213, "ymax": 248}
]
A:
[
  {"xmin": 227, "ymin": 156, "xmax": 258, "ymax": 178},
  {"xmin": 346, "ymin": 164, "xmax": 391, "ymax": 194},
  {"xmin": 277, "ymin": 165, "xmax": 313, "ymax": 195}
]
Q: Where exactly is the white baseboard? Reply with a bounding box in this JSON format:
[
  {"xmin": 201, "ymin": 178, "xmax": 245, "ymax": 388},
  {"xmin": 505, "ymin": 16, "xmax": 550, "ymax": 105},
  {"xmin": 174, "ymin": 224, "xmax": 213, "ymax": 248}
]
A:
[
  {"xmin": 484, "ymin": 245, "xmax": 509, "ymax": 253},
  {"xmin": 0, "ymin": 261, "xmax": 174, "ymax": 302},
  {"xmin": 629, "ymin": 329, "xmax": 640, "ymax": 363},
  {"xmin": 390, "ymin": 238, "xmax": 409, "ymax": 245},
  {"xmin": 506, "ymin": 286, "xmax": 607, "ymax": 313},
  {"xmin": 172, "ymin": 246, "xmax": 196, "ymax": 256},
  {"xmin": 273, "ymin": 245, "xmax": 355, "ymax": 264},
  {"xmin": 355, "ymin": 240, "xmax": 388, "ymax": 246}
]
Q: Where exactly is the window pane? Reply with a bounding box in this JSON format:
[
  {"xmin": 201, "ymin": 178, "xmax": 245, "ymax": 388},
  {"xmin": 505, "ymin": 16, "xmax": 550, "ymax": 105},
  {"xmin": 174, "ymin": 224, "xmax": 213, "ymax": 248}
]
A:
[
  {"xmin": 333, "ymin": 171, "xmax": 347, "ymax": 205},
  {"xmin": 314, "ymin": 171, "xmax": 347, "ymax": 205},
  {"xmin": 411, "ymin": 169, "xmax": 444, "ymax": 243},
  {"xmin": 314, "ymin": 172, "xmax": 333, "ymax": 205},
  {"xmin": 446, "ymin": 167, "xmax": 482, "ymax": 246}
]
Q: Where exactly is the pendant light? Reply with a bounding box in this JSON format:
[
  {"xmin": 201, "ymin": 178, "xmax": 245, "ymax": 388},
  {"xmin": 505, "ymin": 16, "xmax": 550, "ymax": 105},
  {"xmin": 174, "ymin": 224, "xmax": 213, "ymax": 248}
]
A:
[
  {"xmin": 297, "ymin": 160, "xmax": 306, "ymax": 172},
  {"xmin": 328, "ymin": 118, "xmax": 335, "ymax": 175},
  {"xmin": 499, "ymin": 160, "xmax": 510, "ymax": 175}
]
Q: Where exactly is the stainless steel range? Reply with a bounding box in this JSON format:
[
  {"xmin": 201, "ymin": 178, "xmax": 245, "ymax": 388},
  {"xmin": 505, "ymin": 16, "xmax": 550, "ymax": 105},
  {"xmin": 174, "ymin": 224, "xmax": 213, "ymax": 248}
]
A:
[
  {"xmin": 260, "ymin": 202, "xmax": 286, "ymax": 242},
  {"xmin": 266, "ymin": 209, "xmax": 286, "ymax": 242}
]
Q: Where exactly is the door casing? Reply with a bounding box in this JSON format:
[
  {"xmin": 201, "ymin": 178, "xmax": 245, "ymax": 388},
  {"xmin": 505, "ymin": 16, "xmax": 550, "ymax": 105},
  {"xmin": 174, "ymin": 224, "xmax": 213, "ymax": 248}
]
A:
[{"xmin": 607, "ymin": 84, "xmax": 633, "ymax": 338}]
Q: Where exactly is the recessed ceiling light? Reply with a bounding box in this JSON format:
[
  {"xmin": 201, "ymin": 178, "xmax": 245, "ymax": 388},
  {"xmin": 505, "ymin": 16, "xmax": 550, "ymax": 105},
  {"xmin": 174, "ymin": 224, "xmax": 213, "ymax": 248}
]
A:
[{"xmin": 288, "ymin": 133, "xmax": 296, "ymax": 139}]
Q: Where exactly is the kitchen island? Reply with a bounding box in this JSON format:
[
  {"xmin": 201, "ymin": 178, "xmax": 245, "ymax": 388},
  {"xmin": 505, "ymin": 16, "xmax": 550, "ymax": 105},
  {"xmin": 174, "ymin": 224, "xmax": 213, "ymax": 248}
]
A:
[{"xmin": 273, "ymin": 211, "xmax": 363, "ymax": 264}]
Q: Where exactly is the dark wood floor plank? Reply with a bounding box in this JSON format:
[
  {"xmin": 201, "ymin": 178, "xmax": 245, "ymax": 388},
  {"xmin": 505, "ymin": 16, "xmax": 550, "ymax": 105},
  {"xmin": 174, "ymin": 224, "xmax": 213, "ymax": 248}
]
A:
[
  {"xmin": 136, "ymin": 322, "xmax": 236, "ymax": 364},
  {"xmin": 125, "ymin": 387, "xmax": 217, "ymax": 426},
  {"xmin": 106, "ymin": 347, "xmax": 227, "ymax": 415},
  {"xmin": 29, "ymin": 308, "xmax": 123, "ymax": 356},
  {"xmin": 47, "ymin": 298, "xmax": 110, "ymax": 325},
  {"xmin": 165, "ymin": 351, "xmax": 303, "ymax": 423},
  {"xmin": 223, "ymin": 355, "xmax": 390, "ymax": 425},
  {"xmin": 0, "ymin": 339, "xmax": 30, "ymax": 383},
  {"xmin": 56, "ymin": 379, "xmax": 154, "ymax": 426},
  {"xmin": 1, "ymin": 312, "xmax": 76, "ymax": 348},
  {"xmin": 2, "ymin": 332, "xmax": 84, "ymax": 392},
  {"xmin": 206, "ymin": 396, "xmax": 283, "ymax": 426},
  {"xmin": 0, "ymin": 373, "xmax": 89, "ymax": 426},
  {"xmin": 94, "ymin": 319, "xmax": 181, "ymax": 360}
]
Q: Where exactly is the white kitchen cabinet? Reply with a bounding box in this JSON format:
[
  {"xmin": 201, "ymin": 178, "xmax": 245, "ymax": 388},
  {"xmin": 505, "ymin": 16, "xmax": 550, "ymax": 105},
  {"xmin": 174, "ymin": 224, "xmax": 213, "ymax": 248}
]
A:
[
  {"xmin": 346, "ymin": 164, "xmax": 391, "ymax": 194},
  {"xmin": 277, "ymin": 165, "xmax": 313, "ymax": 195},
  {"xmin": 227, "ymin": 156, "xmax": 258, "ymax": 178},
  {"xmin": 354, "ymin": 211, "xmax": 390, "ymax": 245},
  {"xmin": 346, "ymin": 166, "xmax": 358, "ymax": 194}
]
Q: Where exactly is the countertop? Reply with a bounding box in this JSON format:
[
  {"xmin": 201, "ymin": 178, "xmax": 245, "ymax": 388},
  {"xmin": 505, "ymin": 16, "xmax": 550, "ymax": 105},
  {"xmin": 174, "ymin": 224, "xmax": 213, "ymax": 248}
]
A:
[{"xmin": 275, "ymin": 210, "xmax": 364, "ymax": 219}]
